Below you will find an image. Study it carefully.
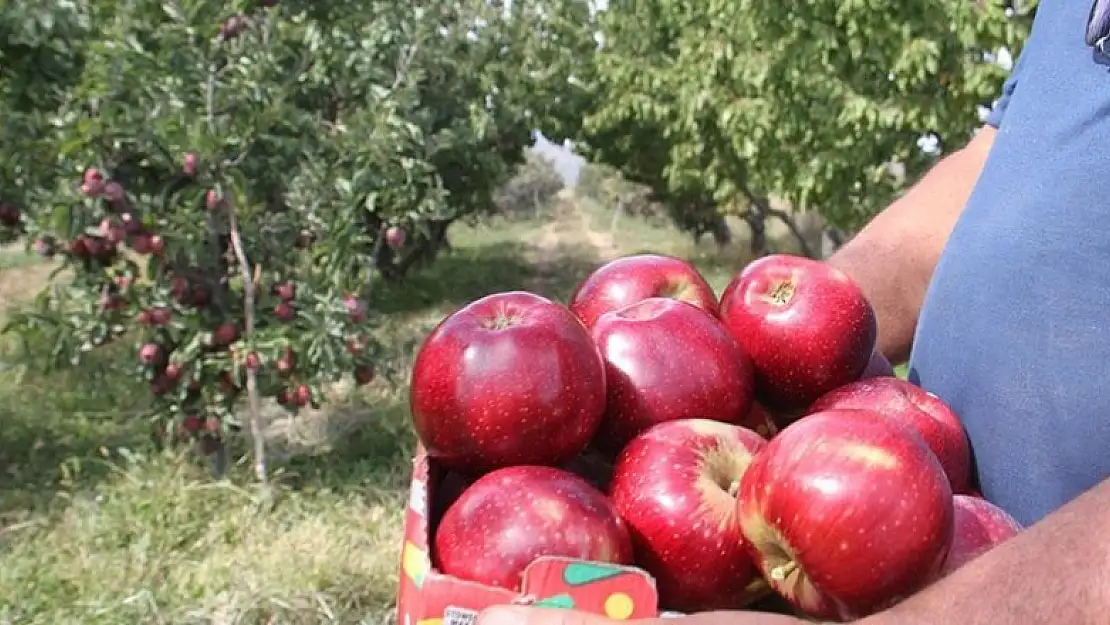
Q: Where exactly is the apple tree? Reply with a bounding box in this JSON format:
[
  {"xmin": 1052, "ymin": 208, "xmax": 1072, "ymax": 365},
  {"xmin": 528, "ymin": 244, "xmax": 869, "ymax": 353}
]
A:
[
  {"xmin": 576, "ymin": 0, "xmax": 1036, "ymax": 247},
  {"xmin": 0, "ymin": 0, "xmax": 596, "ymax": 479}
]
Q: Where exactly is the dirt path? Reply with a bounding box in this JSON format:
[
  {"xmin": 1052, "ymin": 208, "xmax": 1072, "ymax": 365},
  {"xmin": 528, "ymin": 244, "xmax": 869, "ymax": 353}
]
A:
[{"xmin": 526, "ymin": 191, "xmax": 616, "ymax": 293}]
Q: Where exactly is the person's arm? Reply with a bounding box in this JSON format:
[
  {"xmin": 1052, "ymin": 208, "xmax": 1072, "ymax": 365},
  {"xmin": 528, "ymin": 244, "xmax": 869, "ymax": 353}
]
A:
[
  {"xmin": 830, "ymin": 48, "xmax": 1027, "ymax": 365},
  {"xmin": 827, "ymin": 125, "xmax": 996, "ymax": 365}
]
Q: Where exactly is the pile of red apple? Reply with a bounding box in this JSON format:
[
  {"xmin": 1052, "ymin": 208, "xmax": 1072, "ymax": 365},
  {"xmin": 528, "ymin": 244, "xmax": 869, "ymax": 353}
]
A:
[{"xmin": 408, "ymin": 253, "xmax": 1023, "ymax": 621}]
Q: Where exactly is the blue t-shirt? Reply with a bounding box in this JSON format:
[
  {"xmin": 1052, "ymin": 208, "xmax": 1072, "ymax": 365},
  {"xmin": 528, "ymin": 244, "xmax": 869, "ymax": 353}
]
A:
[{"xmin": 911, "ymin": 0, "xmax": 1110, "ymax": 527}]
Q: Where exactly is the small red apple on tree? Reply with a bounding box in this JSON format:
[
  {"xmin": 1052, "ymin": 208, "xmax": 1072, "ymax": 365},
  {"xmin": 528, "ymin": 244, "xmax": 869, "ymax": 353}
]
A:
[
  {"xmin": 276, "ymin": 347, "xmax": 296, "ymax": 375},
  {"xmin": 0, "ymin": 203, "xmax": 22, "ymax": 227},
  {"xmin": 206, "ymin": 189, "xmax": 223, "ymax": 211},
  {"xmin": 80, "ymin": 167, "xmax": 105, "ymax": 196},
  {"xmin": 138, "ymin": 343, "xmax": 166, "ymax": 367},
  {"xmin": 273, "ymin": 281, "xmax": 295, "ymax": 301},
  {"xmin": 183, "ymin": 152, "xmax": 199, "ymax": 176},
  {"xmin": 344, "ymin": 295, "xmax": 367, "ymax": 323},
  {"xmin": 103, "ymin": 181, "xmax": 126, "ymax": 203},
  {"xmin": 273, "ymin": 302, "xmax": 295, "ymax": 322},
  {"xmin": 589, "ymin": 297, "xmax": 756, "ymax": 452},
  {"xmin": 211, "ymin": 322, "xmax": 240, "ymax": 347},
  {"xmin": 384, "ymin": 226, "xmax": 406, "ymax": 249},
  {"xmin": 353, "ymin": 364, "xmax": 374, "ymax": 385}
]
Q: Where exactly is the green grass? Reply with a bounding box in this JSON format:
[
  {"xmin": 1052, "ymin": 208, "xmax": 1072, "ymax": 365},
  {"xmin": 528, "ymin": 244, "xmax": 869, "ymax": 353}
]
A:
[
  {"xmin": 0, "ymin": 195, "xmax": 782, "ymax": 623},
  {"xmin": 0, "ymin": 244, "xmax": 37, "ymax": 270}
]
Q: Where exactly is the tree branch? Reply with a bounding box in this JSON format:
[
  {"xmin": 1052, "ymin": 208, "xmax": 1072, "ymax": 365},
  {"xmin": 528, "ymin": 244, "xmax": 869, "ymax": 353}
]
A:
[{"xmin": 225, "ymin": 197, "xmax": 267, "ymax": 483}]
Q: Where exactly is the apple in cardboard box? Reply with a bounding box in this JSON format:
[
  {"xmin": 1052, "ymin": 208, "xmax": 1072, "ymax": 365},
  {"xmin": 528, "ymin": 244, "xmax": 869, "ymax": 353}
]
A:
[
  {"xmin": 737, "ymin": 409, "xmax": 954, "ymax": 621},
  {"xmin": 609, "ymin": 419, "xmax": 769, "ymax": 612},
  {"xmin": 719, "ymin": 254, "xmax": 877, "ymax": 414},
  {"xmin": 937, "ymin": 494, "xmax": 1022, "ymax": 578},
  {"xmin": 570, "ymin": 254, "xmax": 718, "ymax": 330},
  {"xmin": 435, "ymin": 465, "xmax": 633, "ymax": 591},
  {"xmin": 590, "ymin": 297, "xmax": 755, "ymax": 452},
  {"xmin": 410, "ymin": 291, "xmax": 606, "ymax": 472},
  {"xmin": 807, "ymin": 376, "xmax": 972, "ymax": 494}
]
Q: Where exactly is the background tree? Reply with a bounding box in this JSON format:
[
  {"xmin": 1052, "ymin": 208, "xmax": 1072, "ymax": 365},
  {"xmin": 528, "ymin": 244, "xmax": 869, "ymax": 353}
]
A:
[
  {"xmin": 0, "ymin": 0, "xmax": 597, "ymax": 479},
  {"xmin": 577, "ymin": 0, "xmax": 1037, "ymax": 252},
  {"xmin": 493, "ymin": 149, "xmax": 566, "ymax": 219}
]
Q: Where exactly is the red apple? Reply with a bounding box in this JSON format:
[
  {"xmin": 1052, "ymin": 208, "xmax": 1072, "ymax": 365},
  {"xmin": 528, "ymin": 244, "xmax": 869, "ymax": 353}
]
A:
[
  {"xmin": 569, "ymin": 254, "xmax": 718, "ymax": 330},
  {"xmin": 206, "ymin": 190, "xmax": 223, "ymax": 210},
  {"xmin": 273, "ymin": 281, "xmax": 296, "ymax": 301},
  {"xmin": 98, "ymin": 218, "xmax": 125, "ymax": 243},
  {"xmin": 137, "ymin": 306, "xmax": 172, "ymax": 326},
  {"xmin": 590, "ymin": 297, "xmax": 755, "ymax": 452},
  {"xmin": 719, "ymin": 254, "xmax": 877, "ymax": 413},
  {"xmin": 385, "ymin": 226, "xmax": 406, "ymax": 249},
  {"xmin": 293, "ymin": 383, "xmax": 312, "ymax": 406},
  {"xmin": 737, "ymin": 409, "xmax": 954, "ymax": 621},
  {"xmin": 103, "ymin": 181, "xmax": 125, "ymax": 203},
  {"xmin": 410, "ymin": 291, "xmax": 606, "ymax": 472},
  {"xmin": 609, "ymin": 419, "xmax": 769, "ymax": 611},
  {"xmin": 807, "ymin": 376, "xmax": 971, "ymax": 494},
  {"xmin": 211, "ymin": 322, "xmax": 239, "ymax": 347},
  {"xmin": 434, "ymin": 465, "xmax": 633, "ymax": 590},
  {"xmin": 181, "ymin": 414, "xmax": 203, "ymax": 434},
  {"xmin": 138, "ymin": 343, "xmax": 165, "ymax": 366},
  {"xmin": 119, "ymin": 211, "xmax": 143, "ymax": 234},
  {"xmin": 164, "ymin": 362, "xmax": 185, "ymax": 383},
  {"xmin": 353, "ymin": 364, "xmax": 375, "ymax": 385},
  {"xmin": 274, "ymin": 302, "xmax": 295, "ymax": 322},
  {"xmin": 937, "ymin": 495, "xmax": 1021, "ymax": 578},
  {"xmin": 276, "ymin": 347, "xmax": 296, "ymax": 375},
  {"xmin": 81, "ymin": 167, "xmax": 105, "ymax": 196},
  {"xmin": 183, "ymin": 152, "xmax": 198, "ymax": 176},
  {"xmin": 344, "ymin": 295, "xmax": 367, "ymax": 323}
]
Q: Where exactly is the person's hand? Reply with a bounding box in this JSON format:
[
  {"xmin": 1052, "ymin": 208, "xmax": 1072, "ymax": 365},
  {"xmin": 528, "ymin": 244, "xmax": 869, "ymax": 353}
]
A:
[{"xmin": 475, "ymin": 606, "xmax": 808, "ymax": 625}]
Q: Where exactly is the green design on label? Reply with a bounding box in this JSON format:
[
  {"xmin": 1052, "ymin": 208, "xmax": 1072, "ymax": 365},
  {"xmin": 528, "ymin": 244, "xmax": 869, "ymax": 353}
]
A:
[
  {"xmin": 533, "ymin": 593, "xmax": 576, "ymax": 609},
  {"xmin": 562, "ymin": 562, "xmax": 623, "ymax": 585}
]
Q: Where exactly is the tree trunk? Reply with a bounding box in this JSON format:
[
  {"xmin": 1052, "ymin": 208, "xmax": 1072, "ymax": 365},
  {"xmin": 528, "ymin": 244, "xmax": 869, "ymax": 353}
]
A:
[{"xmin": 710, "ymin": 214, "xmax": 732, "ymax": 248}]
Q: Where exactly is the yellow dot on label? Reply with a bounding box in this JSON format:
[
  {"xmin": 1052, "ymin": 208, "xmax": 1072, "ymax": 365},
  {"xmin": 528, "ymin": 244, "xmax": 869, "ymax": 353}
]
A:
[{"xmin": 604, "ymin": 592, "xmax": 634, "ymax": 620}]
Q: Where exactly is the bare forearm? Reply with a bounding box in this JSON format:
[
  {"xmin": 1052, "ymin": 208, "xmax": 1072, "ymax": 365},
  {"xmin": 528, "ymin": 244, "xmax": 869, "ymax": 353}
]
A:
[
  {"xmin": 868, "ymin": 477, "xmax": 1110, "ymax": 625},
  {"xmin": 828, "ymin": 126, "xmax": 998, "ymax": 363}
]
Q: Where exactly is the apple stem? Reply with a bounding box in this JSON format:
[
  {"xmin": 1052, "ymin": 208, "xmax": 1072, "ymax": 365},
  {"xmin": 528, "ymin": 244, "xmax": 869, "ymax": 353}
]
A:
[
  {"xmin": 769, "ymin": 559, "xmax": 798, "ymax": 582},
  {"xmin": 769, "ymin": 281, "xmax": 796, "ymax": 305},
  {"xmin": 727, "ymin": 479, "xmax": 740, "ymax": 497}
]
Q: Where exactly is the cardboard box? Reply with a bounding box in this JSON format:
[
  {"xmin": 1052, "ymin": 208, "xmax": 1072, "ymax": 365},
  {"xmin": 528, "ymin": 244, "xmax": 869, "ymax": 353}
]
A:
[{"xmin": 395, "ymin": 446, "xmax": 665, "ymax": 625}]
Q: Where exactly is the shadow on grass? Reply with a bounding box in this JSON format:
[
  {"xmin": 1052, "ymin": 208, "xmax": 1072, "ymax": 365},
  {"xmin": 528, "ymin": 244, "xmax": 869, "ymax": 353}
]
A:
[{"xmin": 0, "ymin": 341, "xmax": 158, "ymax": 516}]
